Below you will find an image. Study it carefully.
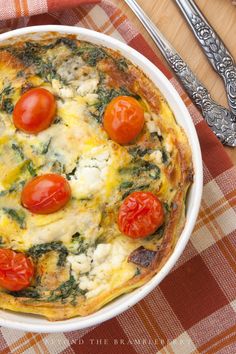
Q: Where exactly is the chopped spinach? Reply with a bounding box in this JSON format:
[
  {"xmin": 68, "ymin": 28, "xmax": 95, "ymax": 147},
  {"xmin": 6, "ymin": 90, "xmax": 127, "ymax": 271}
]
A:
[
  {"xmin": 119, "ymin": 159, "xmax": 161, "ymax": 198},
  {"xmin": 47, "ymin": 275, "xmax": 87, "ymax": 304},
  {"xmin": 54, "ymin": 38, "xmax": 127, "ymax": 71},
  {"xmin": 76, "ymin": 45, "xmax": 107, "ymax": 66},
  {"xmin": 163, "ymin": 202, "xmax": 170, "ymax": 213},
  {"xmin": 14, "ymin": 42, "xmax": 42, "ymax": 67},
  {"xmin": 12, "ymin": 143, "xmax": 24, "ymax": 160},
  {"xmin": 145, "ymin": 224, "xmax": 165, "ymax": 242},
  {"xmin": 27, "ymin": 241, "xmax": 68, "ymax": 267},
  {"xmin": 118, "ymin": 86, "xmax": 140, "ymax": 100},
  {"xmin": 135, "ymin": 161, "xmax": 161, "ymax": 180},
  {"xmin": 11, "ymin": 42, "xmax": 57, "ymax": 82},
  {"xmin": 41, "ymin": 138, "xmax": 52, "ymax": 154},
  {"xmin": 11, "ymin": 144, "xmax": 37, "ymax": 175},
  {"xmin": 77, "ymin": 241, "xmax": 89, "ymax": 255},
  {"xmin": 0, "ymin": 85, "xmax": 12, "ymax": 98},
  {"xmin": 150, "ymin": 132, "xmax": 163, "ymax": 142},
  {"xmin": 3, "ymin": 208, "xmax": 26, "ymax": 229},
  {"xmin": 25, "ymin": 41, "xmax": 41, "ymax": 52},
  {"xmin": 31, "ymin": 59, "xmax": 57, "ymax": 82},
  {"xmin": 149, "ymin": 167, "xmax": 160, "ymax": 180},
  {"xmin": 38, "ymin": 61, "xmax": 57, "ymax": 81},
  {"xmin": 156, "ymin": 224, "xmax": 165, "ymax": 238},
  {"xmin": 9, "ymin": 275, "xmax": 86, "ymax": 303},
  {"xmin": 54, "ymin": 37, "xmax": 78, "ymax": 51},
  {"xmin": 0, "ymin": 84, "xmax": 13, "ymax": 112},
  {"xmin": 77, "ymin": 43, "xmax": 129, "ymax": 71},
  {"xmin": 116, "ymin": 58, "xmax": 128, "ymax": 71},
  {"xmin": 119, "ymin": 181, "xmax": 134, "ymax": 190},
  {"xmin": 26, "ymin": 160, "xmax": 37, "ymax": 176},
  {"xmin": 71, "ymin": 233, "xmax": 89, "ymax": 255},
  {"xmin": 84, "ymin": 47, "xmax": 106, "ymax": 66},
  {"xmin": 134, "ymin": 268, "xmax": 141, "ymax": 276},
  {"xmin": 66, "ymin": 166, "xmax": 77, "ymax": 180},
  {"xmin": 129, "ymin": 146, "xmax": 152, "ymax": 158},
  {"xmin": 9, "ymin": 288, "xmax": 40, "ymax": 299},
  {"xmin": 9, "ymin": 273, "xmax": 86, "ymax": 304},
  {"xmin": 122, "ymin": 184, "xmax": 150, "ymax": 199},
  {"xmin": 162, "ymin": 148, "xmax": 169, "ymax": 164},
  {"xmin": 119, "ymin": 160, "xmax": 160, "ymax": 178},
  {"xmin": 137, "ymin": 161, "xmax": 159, "ymax": 172},
  {"xmin": 53, "ymin": 117, "xmax": 62, "ymax": 124},
  {"xmin": 90, "ymin": 87, "xmax": 119, "ymax": 123},
  {"xmin": 72, "ymin": 232, "xmax": 81, "ymax": 241},
  {"xmin": 0, "ymin": 181, "xmax": 25, "ymax": 197},
  {"xmin": 16, "ymin": 70, "xmax": 24, "ymax": 78},
  {"xmin": 2, "ymin": 98, "xmax": 14, "ymax": 113}
]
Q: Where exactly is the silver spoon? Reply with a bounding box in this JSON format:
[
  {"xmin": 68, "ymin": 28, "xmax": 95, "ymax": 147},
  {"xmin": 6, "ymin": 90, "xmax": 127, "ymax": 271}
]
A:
[{"xmin": 124, "ymin": 0, "xmax": 236, "ymax": 146}]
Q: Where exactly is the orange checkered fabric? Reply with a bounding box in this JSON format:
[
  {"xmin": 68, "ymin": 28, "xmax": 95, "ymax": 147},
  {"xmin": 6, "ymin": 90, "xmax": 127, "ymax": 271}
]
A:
[{"xmin": 0, "ymin": 1, "xmax": 235, "ymax": 353}]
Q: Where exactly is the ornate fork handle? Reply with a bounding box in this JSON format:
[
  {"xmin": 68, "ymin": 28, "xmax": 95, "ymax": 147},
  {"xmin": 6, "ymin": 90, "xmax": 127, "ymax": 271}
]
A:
[
  {"xmin": 166, "ymin": 50, "xmax": 236, "ymax": 146},
  {"xmin": 175, "ymin": 0, "xmax": 236, "ymax": 117}
]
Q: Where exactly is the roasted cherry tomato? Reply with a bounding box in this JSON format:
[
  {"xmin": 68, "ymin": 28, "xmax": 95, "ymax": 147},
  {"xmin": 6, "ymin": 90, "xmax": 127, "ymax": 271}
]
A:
[
  {"xmin": 21, "ymin": 174, "xmax": 71, "ymax": 214},
  {"xmin": 103, "ymin": 96, "xmax": 144, "ymax": 144},
  {"xmin": 118, "ymin": 191, "xmax": 164, "ymax": 238},
  {"xmin": 13, "ymin": 88, "xmax": 56, "ymax": 134},
  {"xmin": 0, "ymin": 249, "xmax": 34, "ymax": 291}
]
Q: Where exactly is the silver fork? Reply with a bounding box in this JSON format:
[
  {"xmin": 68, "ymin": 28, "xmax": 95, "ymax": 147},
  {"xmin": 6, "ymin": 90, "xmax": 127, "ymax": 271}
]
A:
[
  {"xmin": 175, "ymin": 0, "xmax": 236, "ymax": 117},
  {"xmin": 124, "ymin": 0, "xmax": 236, "ymax": 146}
]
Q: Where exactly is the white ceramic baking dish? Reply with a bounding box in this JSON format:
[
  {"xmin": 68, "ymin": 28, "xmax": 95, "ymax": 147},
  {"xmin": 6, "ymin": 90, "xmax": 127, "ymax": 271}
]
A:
[{"xmin": 0, "ymin": 25, "xmax": 203, "ymax": 333}]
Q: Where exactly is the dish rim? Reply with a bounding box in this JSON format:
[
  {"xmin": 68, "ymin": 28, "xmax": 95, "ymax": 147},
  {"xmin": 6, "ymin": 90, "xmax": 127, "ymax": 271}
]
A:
[{"xmin": 0, "ymin": 25, "xmax": 203, "ymax": 333}]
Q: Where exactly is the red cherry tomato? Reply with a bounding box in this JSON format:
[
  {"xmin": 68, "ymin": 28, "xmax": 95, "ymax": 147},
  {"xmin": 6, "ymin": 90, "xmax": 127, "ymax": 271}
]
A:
[
  {"xmin": 103, "ymin": 96, "xmax": 144, "ymax": 145},
  {"xmin": 13, "ymin": 88, "xmax": 56, "ymax": 134},
  {"xmin": 0, "ymin": 249, "xmax": 34, "ymax": 291},
  {"xmin": 118, "ymin": 191, "xmax": 164, "ymax": 239},
  {"xmin": 21, "ymin": 174, "xmax": 71, "ymax": 214}
]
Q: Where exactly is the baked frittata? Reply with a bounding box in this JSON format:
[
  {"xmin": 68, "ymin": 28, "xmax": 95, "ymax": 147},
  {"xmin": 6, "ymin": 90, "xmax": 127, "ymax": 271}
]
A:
[{"xmin": 0, "ymin": 33, "xmax": 193, "ymax": 320}]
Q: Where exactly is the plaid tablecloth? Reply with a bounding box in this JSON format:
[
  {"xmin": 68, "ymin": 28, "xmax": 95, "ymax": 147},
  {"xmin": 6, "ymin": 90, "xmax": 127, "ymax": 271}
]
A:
[{"xmin": 0, "ymin": 1, "xmax": 235, "ymax": 353}]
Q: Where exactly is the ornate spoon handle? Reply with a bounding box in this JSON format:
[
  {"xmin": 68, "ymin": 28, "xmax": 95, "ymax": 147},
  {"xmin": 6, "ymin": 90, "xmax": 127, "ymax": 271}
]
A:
[
  {"xmin": 124, "ymin": 0, "xmax": 236, "ymax": 146},
  {"xmin": 166, "ymin": 50, "xmax": 236, "ymax": 146},
  {"xmin": 175, "ymin": 0, "xmax": 236, "ymax": 117}
]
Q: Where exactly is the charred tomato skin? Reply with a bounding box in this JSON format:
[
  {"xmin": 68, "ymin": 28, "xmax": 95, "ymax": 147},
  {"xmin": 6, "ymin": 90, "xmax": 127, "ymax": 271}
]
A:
[
  {"xmin": 21, "ymin": 173, "xmax": 71, "ymax": 214},
  {"xmin": 118, "ymin": 191, "xmax": 164, "ymax": 238},
  {"xmin": 13, "ymin": 88, "xmax": 56, "ymax": 134},
  {"xmin": 103, "ymin": 96, "xmax": 144, "ymax": 145},
  {"xmin": 0, "ymin": 249, "xmax": 34, "ymax": 291}
]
